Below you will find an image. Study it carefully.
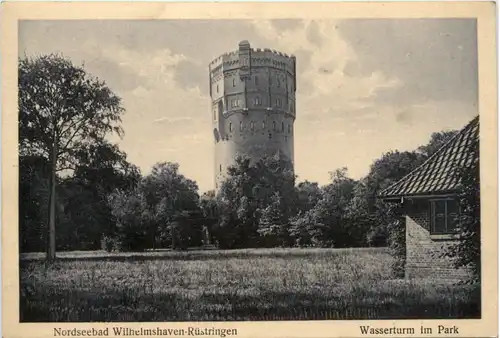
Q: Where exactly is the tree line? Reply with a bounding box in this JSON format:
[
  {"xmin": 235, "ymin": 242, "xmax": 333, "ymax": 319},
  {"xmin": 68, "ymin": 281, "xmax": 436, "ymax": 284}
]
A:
[{"xmin": 21, "ymin": 54, "xmax": 477, "ymax": 277}]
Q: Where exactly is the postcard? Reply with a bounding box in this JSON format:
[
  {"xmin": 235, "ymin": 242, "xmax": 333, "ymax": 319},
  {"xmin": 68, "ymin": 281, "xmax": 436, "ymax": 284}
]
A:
[{"xmin": 1, "ymin": 2, "xmax": 497, "ymax": 338}]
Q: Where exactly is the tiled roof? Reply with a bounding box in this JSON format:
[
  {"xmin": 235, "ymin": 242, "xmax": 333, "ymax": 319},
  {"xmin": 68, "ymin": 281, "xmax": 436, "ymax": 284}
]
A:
[{"xmin": 379, "ymin": 116, "xmax": 479, "ymax": 199}]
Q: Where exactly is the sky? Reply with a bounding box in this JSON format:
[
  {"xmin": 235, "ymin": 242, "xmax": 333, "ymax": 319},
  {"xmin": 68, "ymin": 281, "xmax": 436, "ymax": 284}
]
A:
[{"xmin": 18, "ymin": 19, "xmax": 478, "ymax": 193}]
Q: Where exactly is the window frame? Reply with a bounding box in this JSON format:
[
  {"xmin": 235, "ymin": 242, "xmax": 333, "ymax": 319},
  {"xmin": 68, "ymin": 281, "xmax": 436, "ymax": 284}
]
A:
[{"xmin": 429, "ymin": 198, "xmax": 460, "ymax": 235}]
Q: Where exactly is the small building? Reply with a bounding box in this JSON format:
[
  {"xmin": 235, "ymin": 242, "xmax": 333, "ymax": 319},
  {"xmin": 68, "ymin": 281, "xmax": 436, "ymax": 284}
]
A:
[{"xmin": 379, "ymin": 116, "xmax": 479, "ymax": 280}]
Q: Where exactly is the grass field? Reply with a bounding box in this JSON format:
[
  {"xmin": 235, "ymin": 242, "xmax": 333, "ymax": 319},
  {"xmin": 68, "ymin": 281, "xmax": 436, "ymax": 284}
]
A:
[{"xmin": 20, "ymin": 247, "xmax": 481, "ymax": 322}]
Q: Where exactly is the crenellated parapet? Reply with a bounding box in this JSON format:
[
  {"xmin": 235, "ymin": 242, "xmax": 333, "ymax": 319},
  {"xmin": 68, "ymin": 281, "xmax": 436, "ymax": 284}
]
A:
[{"xmin": 209, "ymin": 44, "xmax": 296, "ymax": 82}]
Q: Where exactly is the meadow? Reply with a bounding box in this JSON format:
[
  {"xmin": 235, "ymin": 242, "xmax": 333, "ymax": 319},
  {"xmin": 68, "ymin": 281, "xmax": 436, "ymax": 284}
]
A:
[{"xmin": 20, "ymin": 248, "xmax": 481, "ymax": 322}]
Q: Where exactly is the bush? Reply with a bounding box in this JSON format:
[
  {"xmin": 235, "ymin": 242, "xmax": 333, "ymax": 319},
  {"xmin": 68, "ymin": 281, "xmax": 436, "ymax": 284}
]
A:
[
  {"xmin": 386, "ymin": 205, "xmax": 406, "ymax": 278},
  {"xmin": 445, "ymin": 140, "xmax": 480, "ymax": 284},
  {"xmin": 100, "ymin": 236, "xmax": 119, "ymax": 252}
]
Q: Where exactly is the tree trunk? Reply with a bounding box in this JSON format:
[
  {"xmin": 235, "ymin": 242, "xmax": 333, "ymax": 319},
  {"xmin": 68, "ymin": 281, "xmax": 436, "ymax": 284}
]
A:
[
  {"xmin": 46, "ymin": 144, "xmax": 57, "ymax": 261},
  {"xmin": 171, "ymin": 222, "xmax": 176, "ymax": 250}
]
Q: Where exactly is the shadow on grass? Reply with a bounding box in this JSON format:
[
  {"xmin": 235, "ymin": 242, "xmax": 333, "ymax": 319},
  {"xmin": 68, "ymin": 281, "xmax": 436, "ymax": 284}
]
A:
[
  {"xmin": 20, "ymin": 283, "xmax": 481, "ymax": 322},
  {"xmin": 19, "ymin": 248, "xmax": 389, "ymax": 264}
]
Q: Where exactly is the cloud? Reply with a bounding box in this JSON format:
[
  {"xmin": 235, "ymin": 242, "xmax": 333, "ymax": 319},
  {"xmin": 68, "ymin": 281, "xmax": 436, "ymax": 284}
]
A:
[
  {"xmin": 337, "ymin": 19, "xmax": 478, "ymax": 107},
  {"xmin": 250, "ymin": 19, "xmax": 402, "ymax": 117},
  {"xmin": 153, "ymin": 116, "xmax": 194, "ymax": 124},
  {"xmin": 18, "ymin": 19, "xmax": 478, "ymax": 192}
]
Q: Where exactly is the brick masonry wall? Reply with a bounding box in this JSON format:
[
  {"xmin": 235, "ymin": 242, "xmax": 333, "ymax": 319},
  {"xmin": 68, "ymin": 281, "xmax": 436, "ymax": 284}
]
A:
[{"xmin": 405, "ymin": 201, "xmax": 470, "ymax": 280}]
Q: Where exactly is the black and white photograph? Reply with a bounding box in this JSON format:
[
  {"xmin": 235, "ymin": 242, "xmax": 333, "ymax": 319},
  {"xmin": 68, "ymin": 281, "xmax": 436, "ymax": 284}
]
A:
[{"xmin": 4, "ymin": 2, "xmax": 497, "ymax": 335}]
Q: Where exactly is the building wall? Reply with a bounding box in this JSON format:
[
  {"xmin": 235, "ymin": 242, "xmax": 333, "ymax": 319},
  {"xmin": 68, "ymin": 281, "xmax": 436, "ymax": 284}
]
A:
[
  {"xmin": 404, "ymin": 200, "xmax": 470, "ymax": 280},
  {"xmin": 209, "ymin": 41, "xmax": 296, "ymax": 189}
]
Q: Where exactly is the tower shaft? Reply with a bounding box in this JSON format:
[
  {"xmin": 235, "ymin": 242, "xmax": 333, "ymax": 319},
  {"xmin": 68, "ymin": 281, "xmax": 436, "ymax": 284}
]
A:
[{"xmin": 209, "ymin": 41, "xmax": 297, "ymax": 190}]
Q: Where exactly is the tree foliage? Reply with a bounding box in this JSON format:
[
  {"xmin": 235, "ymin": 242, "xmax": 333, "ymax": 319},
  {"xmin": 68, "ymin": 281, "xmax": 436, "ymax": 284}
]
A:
[
  {"xmin": 445, "ymin": 139, "xmax": 480, "ymax": 284},
  {"xmin": 19, "ymin": 54, "xmax": 125, "ymax": 260},
  {"xmin": 215, "ymin": 154, "xmax": 296, "ymax": 249},
  {"xmin": 108, "ymin": 162, "xmax": 201, "ymax": 251}
]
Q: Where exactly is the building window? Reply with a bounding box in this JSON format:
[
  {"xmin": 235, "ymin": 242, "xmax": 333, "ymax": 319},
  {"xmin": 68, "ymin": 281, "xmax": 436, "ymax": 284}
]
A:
[
  {"xmin": 273, "ymin": 121, "xmax": 276, "ymax": 131},
  {"xmin": 217, "ymin": 84, "xmax": 219, "ymax": 93},
  {"xmin": 229, "ymin": 122, "xmax": 232, "ymax": 132},
  {"xmin": 240, "ymin": 121, "xmax": 243, "ymax": 131},
  {"xmin": 254, "ymin": 97, "xmax": 261, "ymax": 106},
  {"xmin": 231, "ymin": 99, "xmax": 241, "ymax": 108},
  {"xmin": 281, "ymin": 122, "xmax": 284, "ymax": 132},
  {"xmin": 288, "ymin": 124, "xmax": 291, "ymax": 134},
  {"xmin": 430, "ymin": 199, "xmax": 459, "ymax": 234},
  {"xmin": 277, "ymin": 77, "xmax": 281, "ymax": 87},
  {"xmin": 250, "ymin": 121, "xmax": 255, "ymax": 131},
  {"xmin": 276, "ymin": 98, "xmax": 282, "ymax": 107},
  {"xmin": 255, "ymin": 76, "xmax": 259, "ymax": 85},
  {"xmin": 213, "ymin": 110, "xmax": 217, "ymax": 121},
  {"xmin": 262, "ymin": 121, "xmax": 265, "ymax": 129},
  {"xmin": 233, "ymin": 78, "xmax": 236, "ymax": 87}
]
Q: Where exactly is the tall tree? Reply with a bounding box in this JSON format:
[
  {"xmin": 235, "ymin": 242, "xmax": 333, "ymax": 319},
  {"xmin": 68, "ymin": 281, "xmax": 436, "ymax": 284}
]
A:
[
  {"xmin": 295, "ymin": 180, "xmax": 322, "ymax": 215},
  {"xmin": 417, "ymin": 130, "xmax": 459, "ymax": 158},
  {"xmin": 19, "ymin": 54, "xmax": 124, "ymax": 260},
  {"xmin": 216, "ymin": 154, "xmax": 296, "ymax": 248},
  {"xmin": 57, "ymin": 142, "xmax": 140, "ymax": 250}
]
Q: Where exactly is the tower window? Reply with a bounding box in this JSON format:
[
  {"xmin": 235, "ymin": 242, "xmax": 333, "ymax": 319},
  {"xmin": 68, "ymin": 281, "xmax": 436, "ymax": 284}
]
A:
[
  {"xmin": 288, "ymin": 124, "xmax": 291, "ymax": 134},
  {"xmin": 220, "ymin": 164, "xmax": 222, "ymax": 172},
  {"xmin": 262, "ymin": 121, "xmax": 265, "ymax": 129},
  {"xmin": 277, "ymin": 77, "xmax": 281, "ymax": 87},
  {"xmin": 282, "ymin": 122, "xmax": 285, "ymax": 132},
  {"xmin": 229, "ymin": 122, "xmax": 233, "ymax": 132},
  {"xmin": 276, "ymin": 98, "xmax": 282, "ymax": 107},
  {"xmin": 213, "ymin": 110, "xmax": 217, "ymax": 121},
  {"xmin": 233, "ymin": 78, "xmax": 236, "ymax": 87},
  {"xmin": 217, "ymin": 84, "xmax": 219, "ymax": 93},
  {"xmin": 273, "ymin": 121, "xmax": 276, "ymax": 131},
  {"xmin": 250, "ymin": 121, "xmax": 255, "ymax": 131},
  {"xmin": 254, "ymin": 97, "xmax": 261, "ymax": 106},
  {"xmin": 231, "ymin": 99, "xmax": 241, "ymax": 108},
  {"xmin": 240, "ymin": 121, "xmax": 243, "ymax": 131},
  {"xmin": 255, "ymin": 76, "xmax": 259, "ymax": 85}
]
